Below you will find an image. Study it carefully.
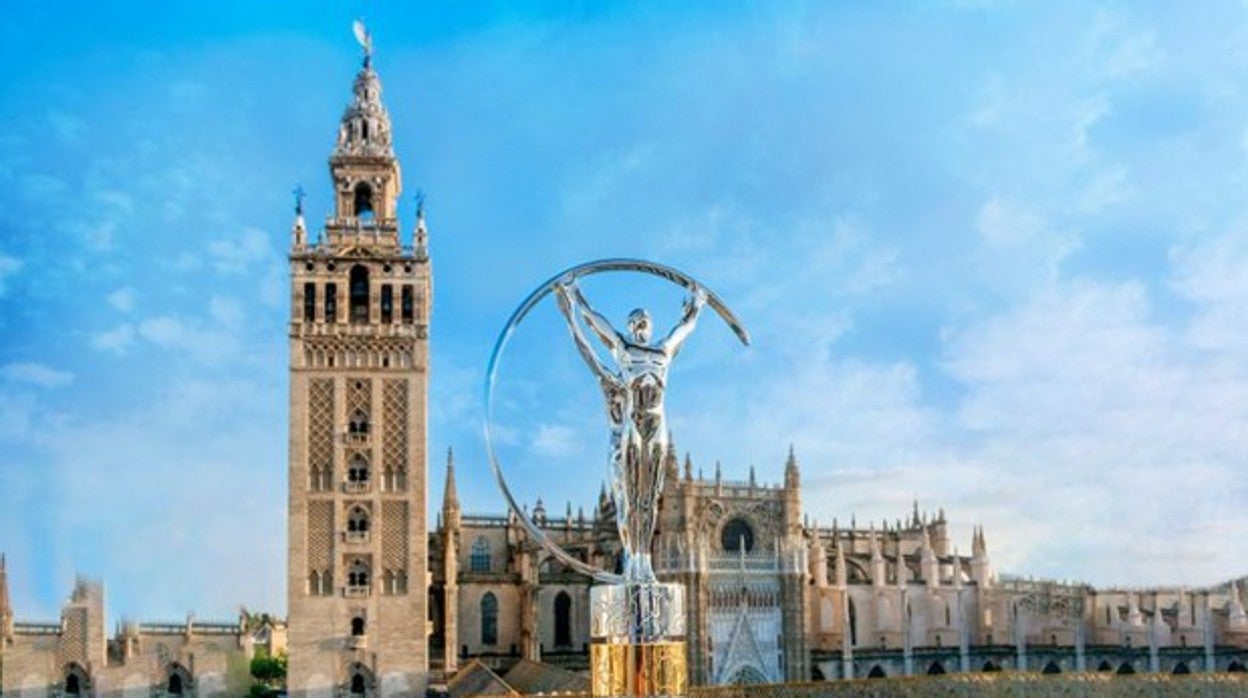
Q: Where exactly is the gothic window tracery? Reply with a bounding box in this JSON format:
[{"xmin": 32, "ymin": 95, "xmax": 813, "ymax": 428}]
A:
[
  {"xmin": 347, "ymin": 558, "xmax": 370, "ymax": 591},
  {"xmin": 348, "ymin": 454, "xmax": 370, "ymax": 486},
  {"xmin": 471, "ymin": 537, "xmax": 490, "ymax": 572},
  {"xmin": 347, "ymin": 506, "xmax": 370, "ymax": 533},
  {"xmin": 721, "ymin": 518, "xmax": 754, "ymax": 553}
]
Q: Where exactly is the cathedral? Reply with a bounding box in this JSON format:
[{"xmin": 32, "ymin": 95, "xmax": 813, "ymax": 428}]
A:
[{"xmin": 4, "ymin": 29, "xmax": 1248, "ymax": 698}]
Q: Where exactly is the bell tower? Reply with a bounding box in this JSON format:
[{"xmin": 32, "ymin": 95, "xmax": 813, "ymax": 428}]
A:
[{"xmin": 286, "ymin": 26, "xmax": 431, "ymax": 698}]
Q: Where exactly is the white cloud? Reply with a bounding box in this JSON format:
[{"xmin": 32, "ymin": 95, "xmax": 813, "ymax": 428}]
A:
[
  {"xmin": 1, "ymin": 363, "xmax": 74, "ymax": 389},
  {"xmin": 107, "ymin": 287, "xmax": 136, "ymax": 313},
  {"xmin": 91, "ymin": 324, "xmax": 135, "ymax": 354},
  {"xmin": 137, "ymin": 315, "xmax": 241, "ymax": 365},
  {"xmin": 0, "ymin": 252, "xmax": 20, "ymax": 296},
  {"xmin": 531, "ymin": 423, "xmax": 578, "ymax": 458},
  {"xmin": 207, "ymin": 227, "xmax": 273, "ymax": 274}
]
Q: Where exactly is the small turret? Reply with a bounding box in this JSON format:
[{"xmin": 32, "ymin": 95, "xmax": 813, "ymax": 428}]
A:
[
  {"xmin": 920, "ymin": 526, "xmax": 939, "ymax": 589},
  {"xmin": 683, "ymin": 453, "xmax": 692, "ymax": 482},
  {"xmin": 784, "ymin": 444, "xmax": 800, "ymax": 491},
  {"xmin": 870, "ymin": 527, "xmax": 885, "ymax": 588},
  {"xmin": 441, "ymin": 448, "xmax": 459, "ymax": 527},
  {"xmin": 414, "ymin": 193, "xmax": 429, "ymax": 261},
  {"xmin": 292, "ymin": 185, "xmax": 308, "ymax": 248},
  {"xmin": 748, "ymin": 464, "xmax": 756, "ymax": 488},
  {"xmin": 834, "ymin": 542, "xmax": 848, "ymax": 588},
  {"xmin": 811, "ymin": 533, "xmax": 828, "ymax": 587},
  {"xmin": 532, "ymin": 498, "xmax": 547, "ymax": 525},
  {"xmin": 970, "ymin": 525, "xmax": 993, "ymax": 588}
]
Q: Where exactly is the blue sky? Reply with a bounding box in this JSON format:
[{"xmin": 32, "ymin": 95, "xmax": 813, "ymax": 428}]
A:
[{"xmin": 4, "ymin": 1, "xmax": 1248, "ymax": 622}]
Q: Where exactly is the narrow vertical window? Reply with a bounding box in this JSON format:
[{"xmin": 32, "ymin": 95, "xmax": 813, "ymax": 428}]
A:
[
  {"xmin": 304, "ymin": 282, "xmax": 316, "ymax": 322},
  {"xmin": 325, "ymin": 283, "xmax": 338, "ymax": 322},
  {"xmin": 380, "ymin": 285, "xmax": 393, "ymax": 324},
  {"xmin": 471, "ymin": 537, "xmax": 490, "ymax": 572},
  {"xmin": 481, "ymin": 592, "xmax": 499, "ymax": 646},
  {"xmin": 401, "ymin": 285, "xmax": 414, "ymax": 324},
  {"xmin": 349, "ymin": 265, "xmax": 370, "ymax": 323},
  {"xmin": 555, "ymin": 591, "xmax": 572, "ymax": 647}
]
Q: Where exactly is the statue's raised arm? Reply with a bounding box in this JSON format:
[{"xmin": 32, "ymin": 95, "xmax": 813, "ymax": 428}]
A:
[
  {"xmin": 662, "ymin": 284, "xmax": 707, "ymax": 354},
  {"xmin": 553, "ymin": 281, "xmax": 620, "ymax": 386},
  {"xmin": 563, "ymin": 280, "xmax": 626, "ymax": 355}
]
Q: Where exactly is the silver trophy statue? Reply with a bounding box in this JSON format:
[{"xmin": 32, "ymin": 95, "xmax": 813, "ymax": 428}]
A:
[{"xmin": 485, "ymin": 259, "xmax": 748, "ymax": 697}]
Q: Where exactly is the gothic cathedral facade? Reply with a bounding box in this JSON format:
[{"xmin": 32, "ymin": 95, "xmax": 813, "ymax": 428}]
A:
[{"xmin": 285, "ymin": 47, "xmax": 432, "ymax": 697}]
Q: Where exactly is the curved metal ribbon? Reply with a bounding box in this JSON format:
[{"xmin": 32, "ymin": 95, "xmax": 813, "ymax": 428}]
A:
[{"xmin": 484, "ymin": 258, "xmax": 749, "ymax": 584}]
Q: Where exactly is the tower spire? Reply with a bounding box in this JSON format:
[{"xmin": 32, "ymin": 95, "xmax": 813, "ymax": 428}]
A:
[
  {"xmin": 784, "ymin": 444, "xmax": 800, "ymax": 490},
  {"xmin": 442, "ymin": 448, "xmax": 458, "ymax": 513}
]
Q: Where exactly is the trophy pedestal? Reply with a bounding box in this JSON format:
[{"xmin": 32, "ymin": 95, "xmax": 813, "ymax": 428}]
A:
[{"xmin": 589, "ymin": 583, "xmax": 687, "ymax": 698}]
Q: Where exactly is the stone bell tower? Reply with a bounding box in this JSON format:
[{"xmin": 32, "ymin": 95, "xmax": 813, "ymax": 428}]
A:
[{"xmin": 286, "ymin": 28, "xmax": 431, "ymax": 698}]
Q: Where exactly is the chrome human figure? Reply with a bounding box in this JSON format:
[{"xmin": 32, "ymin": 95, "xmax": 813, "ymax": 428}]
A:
[{"xmin": 554, "ymin": 278, "xmax": 707, "ymax": 584}]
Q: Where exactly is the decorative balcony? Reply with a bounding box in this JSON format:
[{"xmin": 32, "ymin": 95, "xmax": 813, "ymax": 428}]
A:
[
  {"xmin": 344, "ymin": 585, "xmax": 370, "ymax": 599},
  {"xmin": 343, "ymin": 432, "xmax": 370, "ymax": 447},
  {"xmin": 349, "ymin": 634, "xmax": 368, "ymax": 651},
  {"xmin": 344, "ymin": 530, "xmax": 370, "ymax": 544},
  {"xmin": 343, "ymin": 481, "xmax": 370, "ymax": 494}
]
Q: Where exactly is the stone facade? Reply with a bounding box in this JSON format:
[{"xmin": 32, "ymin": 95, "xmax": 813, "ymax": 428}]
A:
[
  {"xmin": 0, "ymin": 564, "xmax": 282, "ymax": 697},
  {"xmin": 429, "ymin": 448, "xmax": 1248, "ymax": 685},
  {"xmin": 285, "ymin": 44, "xmax": 432, "ymax": 698}
]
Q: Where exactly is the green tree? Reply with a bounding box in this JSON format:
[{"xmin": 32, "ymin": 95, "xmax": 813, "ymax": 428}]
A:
[{"xmin": 249, "ymin": 652, "xmax": 287, "ymax": 696}]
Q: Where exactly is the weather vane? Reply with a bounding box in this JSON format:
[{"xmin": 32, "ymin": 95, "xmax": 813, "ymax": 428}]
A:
[
  {"xmin": 292, "ymin": 185, "xmax": 306, "ymax": 216},
  {"xmin": 415, "ymin": 189, "xmax": 425, "ymax": 218},
  {"xmin": 352, "ymin": 19, "xmax": 373, "ymax": 65}
]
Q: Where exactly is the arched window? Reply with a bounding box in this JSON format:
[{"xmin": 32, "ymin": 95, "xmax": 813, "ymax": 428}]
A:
[
  {"xmin": 401, "ymin": 285, "xmax": 414, "ymax": 324},
  {"xmin": 1173, "ymin": 662, "xmax": 1191, "ymax": 675},
  {"xmin": 481, "ymin": 592, "xmax": 499, "ymax": 646},
  {"xmin": 348, "ymin": 506, "xmax": 370, "ymax": 533},
  {"xmin": 348, "ymin": 454, "xmax": 370, "ymax": 485},
  {"xmin": 346, "ymin": 663, "xmax": 373, "ymax": 696},
  {"xmin": 63, "ymin": 664, "xmax": 89, "ymax": 695},
  {"xmin": 554, "ymin": 591, "xmax": 572, "ymax": 647},
  {"xmin": 1097, "ymin": 660, "xmax": 1113, "ymax": 673},
  {"xmin": 304, "ymin": 282, "xmax": 316, "ymax": 322},
  {"xmin": 349, "ymin": 265, "xmax": 370, "ymax": 323},
  {"xmin": 325, "ymin": 283, "xmax": 338, "ymax": 323},
  {"xmin": 351, "ymin": 616, "xmax": 366, "ymax": 637},
  {"xmin": 982, "ymin": 661, "xmax": 1001, "ymax": 672},
  {"xmin": 167, "ymin": 664, "xmax": 192, "ymax": 695},
  {"xmin": 867, "ymin": 665, "xmax": 886, "ymax": 679},
  {"xmin": 348, "ymin": 409, "xmax": 369, "ymax": 435},
  {"xmin": 1042, "ymin": 661, "xmax": 1061, "ymax": 674},
  {"xmin": 471, "ymin": 537, "xmax": 491, "ymax": 572},
  {"xmin": 1116, "ymin": 662, "xmax": 1135, "ymax": 675},
  {"xmin": 927, "ymin": 661, "xmax": 946, "ymax": 675},
  {"xmin": 354, "ymin": 183, "xmax": 374, "ymax": 220},
  {"xmin": 348, "ymin": 558, "xmax": 370, "ymax": 590},
  {"xmin": 380, "ymin": 285, "xmax": 393, "ymax": 323},
  {"xmin": 721, "ymin": 518, "xmax": 754, "ymax": 553}
]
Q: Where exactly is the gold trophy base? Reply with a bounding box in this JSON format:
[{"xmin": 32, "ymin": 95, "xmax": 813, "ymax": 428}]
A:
[{"xmin": 590, "ymin": 641, "xmax": 687, "ymax": 698}]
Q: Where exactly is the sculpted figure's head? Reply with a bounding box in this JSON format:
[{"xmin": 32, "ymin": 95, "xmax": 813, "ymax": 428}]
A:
[{"xmin": 627, "ymin": 308, "xmax": 652, "ymax": 344}]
